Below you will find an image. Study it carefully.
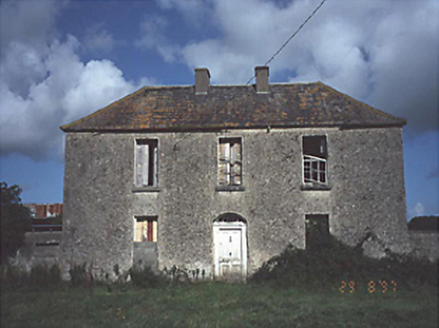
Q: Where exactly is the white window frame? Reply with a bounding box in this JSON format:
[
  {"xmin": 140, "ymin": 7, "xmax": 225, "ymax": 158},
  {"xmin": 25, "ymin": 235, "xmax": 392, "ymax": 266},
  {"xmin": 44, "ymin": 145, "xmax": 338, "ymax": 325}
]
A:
[
  {"xmin": 303, "ymin": 155, "xmax": 327, "ymax": 185},
  {"xmin": 302, "ymin": 135, "xmax": 328, "ymax": 186}
]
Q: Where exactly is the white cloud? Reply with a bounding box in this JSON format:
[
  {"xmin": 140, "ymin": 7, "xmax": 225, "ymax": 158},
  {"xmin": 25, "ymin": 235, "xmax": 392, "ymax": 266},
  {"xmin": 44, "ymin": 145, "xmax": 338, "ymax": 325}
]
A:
[
  {"xmin": 136, "ymin": 15, "xmax": 168, "ymax": 49},
  {"xmin": 62, "ymin": 58, "xmax": 136, "ymax": 123},
  {"xmin": 154, "ymin": 0, "xmax": 439, "ymax": 133},
  {"xmin": 0, "ymin": 0, "xmax": 62, "ymax": 55},
  {"xmin": 135, "ymin": 14, "xmax": 180, "ymax": 63},
  {"xmin": 83, "ymin": 26, "xmax": 115, "ymax": 53},
  {"xmin": 156, "ymin": 0, "xmax": 213, "ymax": 26},
  {"xmin": 0, "ymin": 35, "xmax": 139, "ymax": 159},
  {"xmin": 0, "ymin": 1, "xmax": 148, "ymax": 160},
  {"xmin": 410, "ymin": 202, "xmax": 426, "ymax": 217},
  {"xmin": 0, "ymin": 41, "xmax": 49, "ymax": 98}
]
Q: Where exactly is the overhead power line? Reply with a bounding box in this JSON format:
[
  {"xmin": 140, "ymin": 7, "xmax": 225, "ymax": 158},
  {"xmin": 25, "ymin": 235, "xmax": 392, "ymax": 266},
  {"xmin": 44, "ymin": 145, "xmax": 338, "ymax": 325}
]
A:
[
  {"xmin": 182, "ymin": 0, "xmax": 329, "ymax": 140},
  {"xmin": 246, "ymin": 0, "xmax": 328, "ymax": 85}
]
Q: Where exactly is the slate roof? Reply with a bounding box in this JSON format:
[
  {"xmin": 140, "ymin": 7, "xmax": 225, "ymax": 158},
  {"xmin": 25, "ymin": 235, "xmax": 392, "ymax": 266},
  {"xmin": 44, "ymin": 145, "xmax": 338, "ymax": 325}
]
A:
[{"xmin": 60, "ymin": 82, "xmax": 406, "ymax": 132}]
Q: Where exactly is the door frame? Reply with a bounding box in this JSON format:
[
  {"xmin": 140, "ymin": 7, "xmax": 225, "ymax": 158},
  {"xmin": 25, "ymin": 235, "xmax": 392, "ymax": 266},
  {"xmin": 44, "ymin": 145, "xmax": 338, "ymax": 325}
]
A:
[{"xmin": 213, "ymin": 221, "xmax": 247, "ymax": 278}]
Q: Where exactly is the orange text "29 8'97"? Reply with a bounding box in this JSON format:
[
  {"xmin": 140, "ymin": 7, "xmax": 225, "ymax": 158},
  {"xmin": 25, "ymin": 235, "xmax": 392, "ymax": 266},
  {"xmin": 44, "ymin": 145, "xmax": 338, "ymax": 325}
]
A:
[{"xmin": 339, "ymin": 280, "xmax": 397, "ymax": 293}]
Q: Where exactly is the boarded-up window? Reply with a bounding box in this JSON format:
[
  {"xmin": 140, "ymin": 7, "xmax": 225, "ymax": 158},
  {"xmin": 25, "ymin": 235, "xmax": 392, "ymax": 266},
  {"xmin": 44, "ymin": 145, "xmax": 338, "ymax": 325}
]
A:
[
  {"xmin": 305, "ymin": 214, "xmax": 329, "ymax": 248},
  {"xmin": 218, "ymin": 138, "xmax": 242, "ymax": 186},
  {"xmin": 134, "ymin": 217, "xmax": 158, "ymax": 242},
  {"xmin": 303, "ymin": 136, "xmax": 327, "ymax": 185},
  {"xmin": 135, "ymin": 139, "xmax": 158, "ymax": 187}
]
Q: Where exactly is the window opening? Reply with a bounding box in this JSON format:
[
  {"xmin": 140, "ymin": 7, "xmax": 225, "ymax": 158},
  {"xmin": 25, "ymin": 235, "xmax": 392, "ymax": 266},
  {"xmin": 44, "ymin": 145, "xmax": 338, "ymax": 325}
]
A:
[
  {"xmin": 134, "ymin": 216, "xmax": 158, "ymax": 242},
  {"xmin": 135, "ymin": 139, "xmax": 158, "ymax": 187},
  {"xmin": 218, "ymin": 138, "xmax": 242, "ymax": 186},
  {"xmin": 305, "ymin": 214, "xmax": 329, "ymax": 248},
  {"xmin": 303, "ymin": 136, "xmax": 327, "ymax": 185}
]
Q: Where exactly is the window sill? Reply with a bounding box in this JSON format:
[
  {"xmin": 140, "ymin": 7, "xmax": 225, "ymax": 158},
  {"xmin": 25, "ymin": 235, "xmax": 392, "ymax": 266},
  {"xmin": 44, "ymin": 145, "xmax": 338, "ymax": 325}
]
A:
[
  {"xmin": 215, "ymin": 185, "xmax": 246, "ymax": 192},
  {"xmin": 132, "ymin": 186, "xmax": 161, "ymax": 193},
  {"xmin": 301, "ymin": 184, "xmax": 332, "ymax": 191},
  {"xmin": 133, "ymin": 241, "xmax": 157, "ymax": 245}
]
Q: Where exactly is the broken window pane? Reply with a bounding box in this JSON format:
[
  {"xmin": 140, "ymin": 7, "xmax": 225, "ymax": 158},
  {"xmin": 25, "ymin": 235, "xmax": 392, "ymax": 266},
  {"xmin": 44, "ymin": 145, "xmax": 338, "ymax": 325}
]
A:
[
  {"xmin": 303, "ymin": 136, "xmax": 327, "ymax": 158},
  {"xmin": 303, "ymin": 136, "xmax": 327, "ymax": 185}
]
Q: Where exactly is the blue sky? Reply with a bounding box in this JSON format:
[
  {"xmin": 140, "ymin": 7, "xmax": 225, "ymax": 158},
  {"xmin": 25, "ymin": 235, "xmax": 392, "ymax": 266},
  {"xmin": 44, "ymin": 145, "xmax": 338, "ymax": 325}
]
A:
[{"xmin": 0, "ymin": 0, "xmax": 438, "ymax": 220}]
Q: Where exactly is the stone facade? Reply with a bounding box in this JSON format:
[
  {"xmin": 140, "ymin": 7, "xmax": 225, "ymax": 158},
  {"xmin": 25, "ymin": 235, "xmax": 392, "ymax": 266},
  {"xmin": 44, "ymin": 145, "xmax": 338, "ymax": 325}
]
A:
[{"xmin": 61, "ymin": 126, "xmax": 410, "ymax": 279}]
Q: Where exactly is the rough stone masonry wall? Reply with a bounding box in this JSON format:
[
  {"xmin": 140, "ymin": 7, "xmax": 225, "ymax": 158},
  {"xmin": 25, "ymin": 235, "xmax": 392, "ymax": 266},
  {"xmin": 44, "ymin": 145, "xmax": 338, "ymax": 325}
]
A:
[
  {"xmin": 329, "ymin": 128, "xmax": 411, "ymax": 256},
  {"xmin": 62, "ymin": 133, "xmax": 135, "ymax": 280},
  {"xmin": 62, "ymin": 126, "xmax": 409, "ymax": 279}
]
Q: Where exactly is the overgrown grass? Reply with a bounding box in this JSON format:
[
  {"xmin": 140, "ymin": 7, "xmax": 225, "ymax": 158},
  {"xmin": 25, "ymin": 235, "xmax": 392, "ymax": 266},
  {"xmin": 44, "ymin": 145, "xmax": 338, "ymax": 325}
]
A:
[
  {"xmin": 1, "ymin": 282, "xmax": 437, "ymax": 327},
  {"xmin": 0, "ymin": 263, "xmax": 61, "ymax": 289},
  {"xmin": 1, "ymin": 237, "xmax": 437, "ymax": 327},
  {"xmin": 129, "ymin": 265, "xmax": 167, "ymax": 288}
]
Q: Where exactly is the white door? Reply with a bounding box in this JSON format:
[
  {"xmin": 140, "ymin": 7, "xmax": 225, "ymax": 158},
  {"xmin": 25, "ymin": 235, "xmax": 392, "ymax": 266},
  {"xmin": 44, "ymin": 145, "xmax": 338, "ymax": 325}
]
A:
[{"xmin": 213, "ymin": 222, "xmax": 247, "ymax": 278}]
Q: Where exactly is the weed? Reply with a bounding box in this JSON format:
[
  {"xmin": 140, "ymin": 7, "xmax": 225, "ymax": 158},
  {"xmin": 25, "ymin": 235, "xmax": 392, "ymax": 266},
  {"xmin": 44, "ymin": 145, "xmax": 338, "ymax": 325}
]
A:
[
  {"xmin": 69, "ymin": 263, "xmax": 87, "ymax": 287},
  {"xmin": 129, "ymin": 265, "xmax": 167, "ymax": 288},
  {"xmin": 29, "ymin": 263, "xmax": 61, "ymax": 288}
]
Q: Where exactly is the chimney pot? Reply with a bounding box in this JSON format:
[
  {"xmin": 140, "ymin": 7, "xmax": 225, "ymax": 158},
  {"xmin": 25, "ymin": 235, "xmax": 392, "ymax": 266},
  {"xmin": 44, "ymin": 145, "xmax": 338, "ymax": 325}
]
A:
[
  {"xmin": 255, "ymin": 66, "xmax": 269, "ymax": 93},
  {"xmin": 195, "ymin": 68, "xmax": 210, "ymax": 94}
]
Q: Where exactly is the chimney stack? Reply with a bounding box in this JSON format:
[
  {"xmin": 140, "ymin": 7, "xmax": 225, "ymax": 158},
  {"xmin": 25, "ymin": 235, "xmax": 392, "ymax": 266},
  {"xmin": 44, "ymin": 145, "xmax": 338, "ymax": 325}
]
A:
[
  {"xmin": 255, "ymin": 66, "xmax": 269, "ymax": 93},
  {"xmin": 195, "ymin": 68, "xmax": 210, "ymax": 95}
]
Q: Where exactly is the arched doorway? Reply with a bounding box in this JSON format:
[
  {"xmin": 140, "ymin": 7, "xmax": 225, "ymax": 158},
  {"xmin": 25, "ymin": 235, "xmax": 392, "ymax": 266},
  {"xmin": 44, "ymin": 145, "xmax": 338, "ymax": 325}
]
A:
[{"xmin": 213, "ymin": 213, "xmax": 247, "ymax": 279}]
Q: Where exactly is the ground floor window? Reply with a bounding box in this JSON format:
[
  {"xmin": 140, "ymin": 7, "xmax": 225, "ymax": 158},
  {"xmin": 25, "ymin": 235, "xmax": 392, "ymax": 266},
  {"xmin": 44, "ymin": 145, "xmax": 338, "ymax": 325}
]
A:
[
  {"xmin": 305, "ymin": 214, "xmax": 329, "ymax": 248},
  {"xmin": 134, "ymin": 216, "xmax": 158, "ymax": 242}
]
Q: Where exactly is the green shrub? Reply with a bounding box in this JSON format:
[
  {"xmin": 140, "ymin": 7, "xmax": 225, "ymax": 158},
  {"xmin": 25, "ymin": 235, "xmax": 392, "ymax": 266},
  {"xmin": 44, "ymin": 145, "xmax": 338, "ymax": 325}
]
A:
[
  {"xmin": 0, "ymin": 182, "xmax": 32, "ymax": 263},
  {"xmin": 129, "ymin": 266, "xmax": 167, "ymax": 288},
  {"xmin": 250, "ymin": 234, "xmax": 438, "ymax": 289}
]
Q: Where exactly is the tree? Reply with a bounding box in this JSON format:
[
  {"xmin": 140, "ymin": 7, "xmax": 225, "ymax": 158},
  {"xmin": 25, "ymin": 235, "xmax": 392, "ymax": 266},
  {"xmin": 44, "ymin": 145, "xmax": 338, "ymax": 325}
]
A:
[{"xmin": 0, "ymin": 182, "xmax": 31, "ymax": 263}]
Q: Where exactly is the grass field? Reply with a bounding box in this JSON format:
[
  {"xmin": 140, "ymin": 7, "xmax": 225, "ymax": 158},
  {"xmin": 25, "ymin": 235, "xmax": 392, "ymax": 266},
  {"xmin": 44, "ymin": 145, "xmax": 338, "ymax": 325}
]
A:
[{"xmin": 1, "ymin": 282, "xmax": 438, "ymax": 327}]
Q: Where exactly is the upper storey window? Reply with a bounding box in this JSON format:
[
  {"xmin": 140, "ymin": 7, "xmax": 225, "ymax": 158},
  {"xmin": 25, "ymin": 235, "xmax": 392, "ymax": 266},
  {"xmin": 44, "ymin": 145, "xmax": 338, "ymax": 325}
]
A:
[
  {"xmin": 135, "ymin": 139, "xmax": 158, "ymax": 187},
  {"xmin": 218, "ymin": 138, "xmax": 242, "ymax": 186},
  {"xmin": 303, "ymin": 136, "xmax": 327, "ymax": 186}
]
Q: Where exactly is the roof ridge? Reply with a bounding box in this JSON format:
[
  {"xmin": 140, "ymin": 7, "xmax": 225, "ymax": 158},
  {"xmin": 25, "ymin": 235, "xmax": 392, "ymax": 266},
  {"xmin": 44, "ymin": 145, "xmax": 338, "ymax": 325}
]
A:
[{"xmin": 137, "ymin": 81, "xmax": 317, "ymax": 89}]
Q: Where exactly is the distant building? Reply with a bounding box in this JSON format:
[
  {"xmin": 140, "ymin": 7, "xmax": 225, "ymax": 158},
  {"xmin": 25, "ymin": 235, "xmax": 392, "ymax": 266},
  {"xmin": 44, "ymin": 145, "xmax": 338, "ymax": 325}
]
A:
[
  {"xmin": 408, "ymin": 216, "xmax": 439, "ymax": 262},
  {"xmin": 408, "ymin": 216, "xmax": 439, "ymax": 232},
  {"xmin": 24, "ymin": 203, "xmax": 63, "ymax": 218},
  {"xmin": 18, "ymin": 204, "xmax": 63, "ymax": 266}
]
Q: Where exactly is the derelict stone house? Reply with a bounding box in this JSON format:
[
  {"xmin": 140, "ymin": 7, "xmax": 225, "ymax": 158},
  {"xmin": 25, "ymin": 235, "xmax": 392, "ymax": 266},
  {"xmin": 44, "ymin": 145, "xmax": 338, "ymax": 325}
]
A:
[{"xmin": 60, "ymin": 66, "xmax": 410, "ymax": 280}]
